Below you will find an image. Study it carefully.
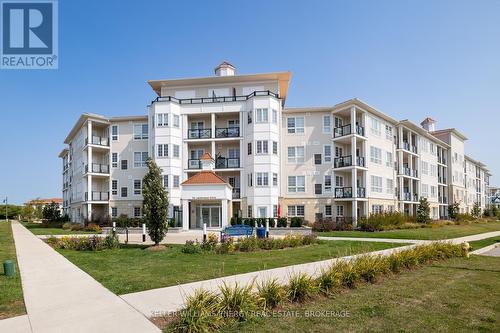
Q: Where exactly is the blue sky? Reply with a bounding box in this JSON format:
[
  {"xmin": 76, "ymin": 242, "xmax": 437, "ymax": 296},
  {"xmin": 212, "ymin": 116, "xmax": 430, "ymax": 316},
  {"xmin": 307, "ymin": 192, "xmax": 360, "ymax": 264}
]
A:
[{"xmin": 0, "ymin": 0, "xmax": 499, "ymax": 204}]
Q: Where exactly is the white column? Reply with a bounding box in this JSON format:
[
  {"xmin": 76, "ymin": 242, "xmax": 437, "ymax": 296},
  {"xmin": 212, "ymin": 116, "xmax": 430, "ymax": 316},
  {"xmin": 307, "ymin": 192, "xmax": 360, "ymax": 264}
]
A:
[
  {"xmin": 211, "ymin": 113, "xmax": 216, "ymax": 139},
  {"xmin": 221, "ymin": 199, "xmax": 228, "ymax": 228},
  {"xmin": 352, "ymin": 201, "xmax": 358, "ymax": 227},
  {"xmin": 211, "ymin": 141, "xmax": 216, "ymax": 159},
  {"xmin": 182, "ymin": 200, "xmax": 189, "ymax": 231}
]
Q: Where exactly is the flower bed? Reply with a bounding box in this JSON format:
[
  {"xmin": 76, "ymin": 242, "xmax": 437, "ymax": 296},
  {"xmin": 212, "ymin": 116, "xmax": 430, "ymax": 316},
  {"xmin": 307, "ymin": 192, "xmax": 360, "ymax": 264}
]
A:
[{"xmin": 46, "ymin": 234, "xmax": 120, "ymax": 251}]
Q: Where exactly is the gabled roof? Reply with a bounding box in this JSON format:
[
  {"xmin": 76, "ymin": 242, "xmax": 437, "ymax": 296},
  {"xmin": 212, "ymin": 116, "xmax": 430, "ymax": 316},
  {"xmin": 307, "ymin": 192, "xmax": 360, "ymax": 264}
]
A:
[
  {"xmin": 431, "ymin": 128, "xmax": 468, "ymax": 141},
  {"xmin": 199, "ymin": 152, "xmax": 214, "ymax": 161},
  {"xmin": 181, "ymin": 171, "xmax": 228, "ymax": 186}
]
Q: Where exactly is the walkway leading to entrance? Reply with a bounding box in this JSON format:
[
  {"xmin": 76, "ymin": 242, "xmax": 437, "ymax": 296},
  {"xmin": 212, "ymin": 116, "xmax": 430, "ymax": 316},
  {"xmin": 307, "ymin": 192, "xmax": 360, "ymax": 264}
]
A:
[{"xmin": 10, "ymin": 221, "xmax": 160, "ymax": 333}]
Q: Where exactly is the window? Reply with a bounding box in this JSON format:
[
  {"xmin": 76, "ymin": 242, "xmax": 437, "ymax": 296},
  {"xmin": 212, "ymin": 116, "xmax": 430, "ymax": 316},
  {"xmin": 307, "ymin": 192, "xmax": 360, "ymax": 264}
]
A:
[
  {"xmin": 315, "ymin": 184, "xmax": 322, "ymax": 194},
  {"xmin": 430, "ymin": 165, "xmax": 437, "ymax": 177},
  {"xmin": 134, "ymin": 207, "xmax": 142, "ymax": 218},
  {"xmin": 228, "ymin": 148, "xmax": 239, "ymax": 159},
  {"xmin": 111, "ymin": 125, "xmax": 118, "ymax": 141},
  {"xmin": 386, "ymin": 151, "xmax": 393, "ymax": 167},
  {"xmin": 430, "ymin": 143, "xmax": 435, "ymax": 154},
  {"xmin": 288, "ymin": 176, "xmax": 305, "ymax": 192},
  {"xmin": 287, "ymin": 146, "xmax": 305, "ymax": 163},
  {"xmin": 247, "ymin": 205, "xmax": 252, "ymax": 217},
  {"xmin": 121, "ymin": 160, "xmax": 128, "ymax": 170},
  {"xmin": 323, "ymin": 115, "xmax": 331, "ymax": 133},
  {"xmin": 134, "ymin": 179, "xmax": 142, "ymax": 195},
  {"xmin": 256, "ymin": 140, "xmax": 268, "ymax": 154},
  {"xmin": 121, "ymin": 187, "xmax": 128, "ymax": 197},
  {"xmin": 163, "ymin": 175, "xmax": 168, "ymax": 188},
  {"xmin": 430, "ymin": 186, "xmax": 437, "ymax": 198},
  {"xmin": 372, "ymin": 205, "xmax": 383, "ymax": 214},
  {"xmin": 156, "ymin": 113, "xmax": 168, "ymax": 127},
  {"xmin": 273, "ymin": 173, "xmax": 278, "ymax": 186},
  {"xmin": 111, "ymin": 207, "xmax": 117, "ymax": 217},
  {"xmin": 325, "ymin": 205, "xmax": 332, "ymax": 216},
  {"xmin": 273, "ymin": 205, "xmax": 278, "ymax": 218},
  {"xmin": 173, "ymin": 175, "xmax": 180, "ymax": 188},
  {"xmin": 324, "ymin": 175, "xmax": 332, "ymax": 192},
  {"xmin": 273, "ymin": 141, "xmax": 278, "ymax": 155},
  {"xmin": 370, "ymin": 117, "xmax": 381, "ymax": 136},
  {"xmin": 386, "ymin": 179, "xmax": 394, "ymax": 194},
  {"xmin": 247, "ymin": 111, "xmax": 252, "ymax": 124},
  {"xmin": 385, "ymin": 125, "xmax": 392, "ymax": 140},
  {"xmin": 420, "ymin": 138, "xmax": 428, "ymax": 152},
  {"xmin": 335, "ymin": 175, "xmax": 344, "ymax": 187},
  {"xmin": 256, "ymin": 172, "xmax": 269, "ymax": 186},
  {"xmin": 421, "ymin": 161, "xmax": 429, "ymax": 175},
  {"xmin": 173, "ymin": 145, "xmax": 180, "ymax": 158},
  {"xmin": 256, "ymin": 108, "xmax": 268, "ymax": 123},
  {"xmin": 370, "ymin": 146, "xmax": 382, "ymax": 164},
  {"xmin": 134, "ymin": 152, "xmax": 148, "ymax": 167},
  {"xmin": 228, "ymin": 119, "xmax": 239, "ymax": 128},
  {"xmin": 371, "ymin": 176, "xmax": 383, "ymax": 193},
  {"xmin": 157, "ymin": 144, "xmax": 168, "ymax": 157},
  {"xmin": 247, "ymin": 142, "xmax": 252, "ymax": 155},
  {"xmin": 133, "ymin": 124, "xmax": 148, "ymax": 140},
  {"xmin": 324, "ymin": 145, "xmax": 332, "ymax": 162},
  {"xmin": 387, "ymin": 205, "xmax": 395, "ymax": 213},
  {"xmin": 421, "ymin": 184, "xmax": 429, "ymax": 197},
  {"xmin": 248, "ymin": 173, "xmax": 252, "ymax": 187},
  {"xmin": 173, "ymin": 114, "xmax": 180, "ymax": 128},
  {"xmin": 112, "ymin": 153, "xmax": 118, "ymax": 168},
  {"xmin": 334, "ymin": 117, "xmax": 343, "ymax": 128},
  {"xmin": 272, "ymin": 109, "xmax": 278, "ymax": 123},
  {"xmin": 287, "ymin": 117, "xmax": 304, "ymax": 134},
  {"xmin": 336, "ymin": 205, "xmax": 344, "ymax": 216},
  {"xmin": 314, "ymin": 154, "xmax": 322, "ymax": 165},
  {"xmin": 112, "ymin": 180, "xmax": 118, "ymax": 195},
  {"xmin": 258, "ymin": 207, "xmax": 267, "ymax": 218},
  {"xmin": 288, "ymin": 205, "xmax": 305, "ymax": 217},
  {"xmin": 335, "ymin": 147, "xmax": 343, "ymax": 157}
]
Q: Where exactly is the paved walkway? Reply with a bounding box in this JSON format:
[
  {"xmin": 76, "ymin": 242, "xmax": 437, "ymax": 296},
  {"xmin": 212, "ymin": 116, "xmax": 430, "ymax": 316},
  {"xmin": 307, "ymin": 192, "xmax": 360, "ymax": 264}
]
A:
[
  {"xmin": 480, "ymin": 246, "xmax": 500, "ymax": 257},
  {"xmin": 0, "ymin": 315, "xmax": 31, "ymax": 333},
  {"xmin": 317, "ymin": 236, "xmax": 430, "ymax": 244},
  {"xmin": 9, "ymin": 221, "xmax": 160, "ymax": 333}
]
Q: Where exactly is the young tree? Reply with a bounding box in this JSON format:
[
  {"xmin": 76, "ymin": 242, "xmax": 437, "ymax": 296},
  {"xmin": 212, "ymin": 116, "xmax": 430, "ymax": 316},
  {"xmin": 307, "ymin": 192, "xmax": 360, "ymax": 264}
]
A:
[
  {"xmin": 471, "ymin": 202, "xmax": 481, "ymax": 219},
  {"xmin": 42, "ymin": 202, "xmax": 61, "ymax": 221},
  {"xmin": 21, "ymin": 204, "xmax": 35, "ymax": 222},
  {"xmin": 417, "ymin": 197, "xmax": 431, "ymax": 224},
  {"xmin": 142, "ymin": 159, "xmax": 169, "ymax": 246},
  {"xmin": 448, "ymin": 201, "xmax": 460, "ymax": 220}
]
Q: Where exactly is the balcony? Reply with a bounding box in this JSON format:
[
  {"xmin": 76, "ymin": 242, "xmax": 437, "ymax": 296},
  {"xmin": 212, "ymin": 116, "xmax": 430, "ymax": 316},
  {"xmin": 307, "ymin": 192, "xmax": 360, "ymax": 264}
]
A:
[
  {"xmin": 85, "ymin": 191, "xmax": 109, "ymax": 201},
  {"xmin": 399, "ymin": 142, "xmax": 417, "ymax": 154},
  {"xmin": 232, "ymin": 188, "xmax": 241, "ymax": 199},
  {"xmin": 188, "ymin": 128, "xmax": 211, "ymax": 139},
  {"xmin": 438, "ymin": 155, "xmax": 447, "ymax": 165},
  {"xmin": 334, "ymin": 155, "xmax": 365, "ymax": 168},
  {"xmin": 333, "ymin": 124, "xmax": 365, "ymax": 138},
  {"xmin": 335, "ymin": 187, "xmax": 353, "ymax": 198},
  {"xmin": 215, "ymin": 127, "xmax": 240, "ymax": 138},
  {"xmin": 216, "ymin": 157, "xmax": 240, "ymax": 169},
  {"xmin": 85, "ymin": 136, "xmax": 109, "ymax": 147},
  {"xmin": 153, "ymin": 90, "xmax": 279, "ymax": 105},
  {"xmin": 438, "ymin": 176, "xmax": 447, "ymax": 184},
  {"xmin": 439, "ymin": 196, "xmax": 448, "ymax": 204},
  {"xmin": 85, "ymin": 163, "xmax": 109, "ymax": 174},
  {"xmin": 401, "ymin": 167, "xmax": 418, "ymax": 178}
]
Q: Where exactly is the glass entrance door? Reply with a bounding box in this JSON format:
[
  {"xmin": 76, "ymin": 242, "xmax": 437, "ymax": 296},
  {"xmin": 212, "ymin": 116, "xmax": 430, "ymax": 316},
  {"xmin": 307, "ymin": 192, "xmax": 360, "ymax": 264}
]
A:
[{"xmin": 196, "ymin": 205, "xmax": 221, "ymax": 228}]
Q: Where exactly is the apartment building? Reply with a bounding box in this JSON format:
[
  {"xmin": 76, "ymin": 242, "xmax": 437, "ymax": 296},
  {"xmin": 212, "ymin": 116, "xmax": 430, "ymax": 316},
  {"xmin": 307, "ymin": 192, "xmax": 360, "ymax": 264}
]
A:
[{"xmin": 59, "ymin": 62, "xmax": 491, "ymax": 227}]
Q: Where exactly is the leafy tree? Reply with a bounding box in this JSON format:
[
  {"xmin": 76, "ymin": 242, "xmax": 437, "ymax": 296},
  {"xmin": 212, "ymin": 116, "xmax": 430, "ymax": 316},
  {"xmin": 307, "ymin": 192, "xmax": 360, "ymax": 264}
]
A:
[
  {"xmin": 21, "ymin": 204, "xmax": 36, "ymax": 222},
  {"xmin": 142, "ymin": 159, "xmax": 169, "ymax": 245},
  {"xmin": 416, "ymin": 197, "xmax": 431, "ymax": 224},
  {"xmin": 471, "ymin": 202, "xmax": 481, "ymax": 219},
  {"xmin": 42, "ymin": 202, "xmax": 61, "ymax": 221},
  {"xmin": 448, "ymin": 201, "xmax": 460, "ymax": 220}
]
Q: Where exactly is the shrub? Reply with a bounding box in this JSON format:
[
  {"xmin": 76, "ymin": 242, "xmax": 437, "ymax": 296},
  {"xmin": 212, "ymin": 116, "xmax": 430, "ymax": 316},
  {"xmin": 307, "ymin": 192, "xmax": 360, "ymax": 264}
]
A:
[
  {"xmin": 235, "ymin": 236, "xmax": 259, "ymax": 252},
  {"xmin": 359, "ymin": 212, "xmax": 409, "ymax": 232},
  {"xmin": 290, "ymin": 217, "xmax": 304, "ymax": 227},
  {"xmin": 471, "ymin": 202, "xmax": 481, "ymax": 219},
  {"xmin": 182, "ymin": 240, "xmax": 202, "ymax": 254},
  {"xmin": 47, "ymin": 234, "xmax": 119, "ymax": 251},
  {"xmin": 317, "ymin": 266, "xmax": 341, "ymax": 296},
  {"xmin": 353, "ymin": 255, "xmax": 389, "ymax": 283},
  {"xmin": 175, "ymin": 289, "xmax": 223, "ymax": 333},
  {"xmin": 201, "ymin": 233, "xmax": 218, "ymax": 252},
  {"xmin": 85, "ymin": 223, "xmax": 101, "ymax": 233},
  {"xmin": 70, "ymin": 223, "xmax": 83, "ymax": 231},
  {"xmin": 268, "ymin": 218, "xmax": 276, "ymax": 228},
  {"xmin": 287, "ymin": 273, "xmax": 316, "ymax": 302},
  {"xmin": 334, "ymin": 261, "xmax": 359, "ymax": 288},
  {"xmin": 257, "ymin": 278, "xmax": 286, "ymax": 309},
  {"xmin": 62, "ymin": 222, "xmax": 72, "ymax": 230},
  {"xmin": 455, "ymin": 213, "xmax": 475, "ymax": 224},
  {"xmin": 215, "ymin": 237, "xmax": 235, "ymax": 254},
  {"xmin": 277, "ymin": 217, "xmax": 288, "ymax": 228},
  {"xmin": 219, "ymin": 281, "xmax": 262, "ymax": 321},
  {"xmin": 416, "ymin": 197, "xmax": 431, "ymax": 224},
  {"xmin": 448, "ymin": 202, "xmax": 460, "ymax": 220},
  {"xmin": 312, "ymin": 218, "xmax": 353, "ymax": 232},
  {"xmin": 243, "ymin": 218, "xmax": 255, "ymax": 227}
]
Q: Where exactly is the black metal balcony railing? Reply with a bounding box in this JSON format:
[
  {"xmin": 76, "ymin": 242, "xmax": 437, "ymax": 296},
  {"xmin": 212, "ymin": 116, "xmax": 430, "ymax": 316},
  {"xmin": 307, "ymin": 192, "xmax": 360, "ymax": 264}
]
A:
[
  {"xmin": 188, "ymin": 159, "xmax": 202, "ymax": 169},
  {"xmin": 85, "ymin": 191, "xmax": 109, "ymax": 201},
  {"xmin": 357, "ymin": 187, "xmax": 366, "ymax": 198},
  {"xmin": 402, "ymin": 192, "xmax": 411, "ymax": 201},
  {"xmin": 401, "ymin": 167, "xmax": 418, "ymax": 177},
  {"xmin": 232, "ymin": 188, "xmax": 241, "ymax": 199},
  {"xmin": 153, "ymin": 90, "xmax": 279, "ymax": 105},
  {"xmin": 85, "ymin": 163, "xmax": 109, "ymax": 174},
  {"xmin": 334, "ymin": 155, "xmax": 365, "ymax": 168},
  {"xmin": 215, "ymin": 127, "xmax": 240, "ymax": 138},
  {"xmin": 85, "ymin": 136, "xmax": 109, "ymax": 147},
  {"xmin": 188, "ymin": 128, "xmax": 211, "ymax": 139},
  {"xmin": 335, "ymin": 187, "xmax": 353, "ymax": 198},
  {"xmin": 216, "ymin": 157, "xmax": 240, "ymax": 169},
  {"xmin": 333, "ymin": 124, "xmax": 365, "ymax": 138}
]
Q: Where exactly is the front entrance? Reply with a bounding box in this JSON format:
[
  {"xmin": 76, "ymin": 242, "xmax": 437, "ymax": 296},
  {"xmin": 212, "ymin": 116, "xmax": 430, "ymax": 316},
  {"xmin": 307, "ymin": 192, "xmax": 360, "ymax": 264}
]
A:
[{"xmin": 192, "ymin": 204, "xmax": 221, "ymax": 229}]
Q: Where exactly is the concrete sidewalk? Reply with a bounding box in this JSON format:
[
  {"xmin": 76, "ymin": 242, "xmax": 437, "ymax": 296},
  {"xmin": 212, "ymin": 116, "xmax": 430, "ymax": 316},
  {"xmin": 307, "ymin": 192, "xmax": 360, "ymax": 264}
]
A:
[
  {"xmin": 10, "ymin": 221, "xmax": 160, "ymax": 333},
  {"xmin": 317, "ymin": 236, "xmax": 431, "ymax": 244}
]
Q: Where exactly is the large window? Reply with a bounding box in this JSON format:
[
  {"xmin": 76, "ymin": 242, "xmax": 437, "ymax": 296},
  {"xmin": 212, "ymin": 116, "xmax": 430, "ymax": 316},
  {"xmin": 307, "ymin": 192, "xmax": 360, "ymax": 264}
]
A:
[
  {"xmin": 173, "ymin": 175, "xmax": 180, "ymax": 188},
  {"xmin": 385, "ymin": 125, "xmax": 392, "ymax": 140},
  {"xmin": 256, "ymin": 172, "xmax": 269, "ymax": 186},
  {"xmin": 288, "ymin": 205, "xmax": 305, "ymax": 217},
  {"xmin": 370, "ymin": 146, "xmax": 382, "ymax": 164},
  {"xmin": 133, "ymin": 124, "xmax": 148, "ymax": 140},
  {"xmin": 134, "ymin": 180, "xmax": 142, "ymax": 195},
  {"xmin": 287, "ymin": 146, "xmax": 305, "ymax": 163},
  {"xmin": 371, "ymin": 175, "xmax": 383, "ymax": 193},
  {"xmin": 121, "ymin": 187, "xmax": 128, "ymax": 197},
  {"xmin": 256, "ymin": 108, "xmax": 269, "ymax": 123},
  {"xmin": 173, "ymin": 114, "xmax": 180, "ymax": 128},
  {"xmin": 111, "ymin": 125, "xmax": 118, "ymax": 141},
  {"xmin": 111, "ymin": 153, "xmax": 118, "ymax": 168},
  {"xmin": 157, "ymin": 144, "xmax": 168, "ymax": 157},
  {"xmin": 134, "ymin": 152, "xmax": 148, "ymax": 167},
  {"xmin": 288, "ymin": 176, "xmax": 305, "ymax": 192},
  {"xmin": 324, "ymin": 145, "xmax": 332, "ymax": 162},
  {"xmin": 173, "ymin": 145, "xmax": 180, "ymax": 158},
  {"xmin": 323, "ymin": 115, "xmax": 331, "ymax": 133},
  {"xmin": 272, "ymin": 109, "xmax": 278, "ymax": 123},
  {"xmin": 372, "ymin": 205, "xmax": 383, "ymax": 214},
  {"xmin": 258, "ymin": 207, "xmax": 267, "ymax": 218},
  {"xmin": 324, "ymin": 175, "xmax": 332, "ymax": 192},
  {"xmin": 386, "ymin": 179, "xmax": 394, "ymax": 194},
  {"xmin": 156, "ymin": 113, "xmax": 168, "ymax": 127},
  {"xmin": 111, "ymin": 180, "xmax": 118, "ymax": 195},
  {"xmin": 287, "ymin": 117, "xmax": 305, "ymax": 134},
  {"xmin": 421, "ymin": 161, "xmax": 429, "ymax": 175},
  {"xmin": 386, "ymin": 151, "xmax": 393, "ymax": 167},
  {"xmin": 256, "ymin": 140, "xmax": 268, "ymax": 154},
  {"xmin": 370, "ymin": 117, "xmax": 381, "ymax": 136}
]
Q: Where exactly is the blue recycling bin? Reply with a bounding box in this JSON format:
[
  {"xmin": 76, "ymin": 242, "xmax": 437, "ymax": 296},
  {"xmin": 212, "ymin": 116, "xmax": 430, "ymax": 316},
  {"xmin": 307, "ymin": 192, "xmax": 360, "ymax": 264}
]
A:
[{"xmin": 256, "ymin": 227, "xmax": 266, "ymax": 239}]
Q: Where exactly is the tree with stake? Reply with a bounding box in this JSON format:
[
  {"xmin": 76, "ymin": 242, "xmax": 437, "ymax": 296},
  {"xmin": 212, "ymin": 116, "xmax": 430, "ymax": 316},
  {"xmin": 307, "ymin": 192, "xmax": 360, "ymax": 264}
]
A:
[
  {"xmin": 143, "ymin": 158, "xmax": 169, "ymax": 247},
  {"xmin": 417, "ymin": 197, "xmax": 431, "ymax": 224},
  {"xmin": 471, "ymin": 202, "xmax": 481, "ymax": 219}
]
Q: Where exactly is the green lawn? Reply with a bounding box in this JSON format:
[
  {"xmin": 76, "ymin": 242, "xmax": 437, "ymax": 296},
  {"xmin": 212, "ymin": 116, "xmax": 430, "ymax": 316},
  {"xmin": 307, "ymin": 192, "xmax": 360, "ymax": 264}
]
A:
[
  {"xmin": 21, "ymin": 222, "xmax": 97, "ymax": 235},
  {"xmin": 469, "ymin": 235, "xmax": 500, "ymax": 251},
  {"xmin": 0, "ymin": 221, "xmax": 25, "ymax": 319},
  {"xmin": 319, "ymin": 221, "xmax": 500, "ymax": 240},
  {"xmin": 220, "ymin": 255, "xmax": 500, "ymax": 333},
  {"xmin": 59, "ymin": 241, "xmax": 403, "ymax": 295}
]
